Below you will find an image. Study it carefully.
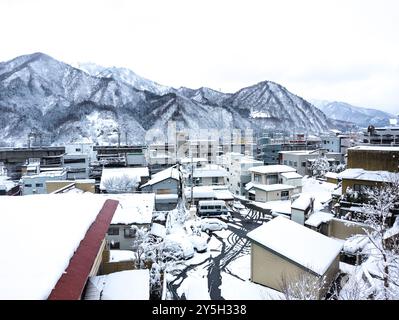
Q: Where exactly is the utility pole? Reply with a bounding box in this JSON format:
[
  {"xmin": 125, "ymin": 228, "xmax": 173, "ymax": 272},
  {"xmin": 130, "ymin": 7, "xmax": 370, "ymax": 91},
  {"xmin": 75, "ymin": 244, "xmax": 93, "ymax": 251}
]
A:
[{"xmin": 190, "ymin": 149, "xmax": 194, "ymax": 206}]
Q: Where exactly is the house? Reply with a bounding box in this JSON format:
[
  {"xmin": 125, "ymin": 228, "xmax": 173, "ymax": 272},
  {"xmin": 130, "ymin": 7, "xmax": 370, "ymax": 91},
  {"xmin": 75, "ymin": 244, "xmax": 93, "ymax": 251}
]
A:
[
  {"xmin": 247, "ymin": 216, "xmax": 343, "ymax": 298},
  {"xmin": 190, "ymin": 164, "xmax": 227, "ymax": 187},
  {"xmin": 0, "ymin": 194, "xmax": 118, "ymax": 299},
  {"xmin": 337, "ymin": 168, "xmax": 395, "ymax": 194},
  {"xmin": 278, "ymin": 150, "xmax": 342, "ymax": 176},
  {"xmin": 245, "ymin": 183, "xmax": 295, "ymax": 202},
  {"xmin": 347, "ymin": 146, "xmax": 399, "ymax": 172},
  {"xmin": 100, "ymin": 167, "xmax": 149, "ymax": 193},
  {"xmin": 320, "ymin": 133, "xmax": 351, "ymax": 154},
  {"xmin": 20, "ymin": 170, "xmax": 67, "ymax": 195},
  {"xmin": 106, "ymin": 193, "xmax": 155, "ymax": 250},
  {"xmin": 84, "ymin": 269, "xmax": 149, "ymax": 300},
  {"xmin": 46, "ymin": 179, "xmax": 96, "ymax": 194},
  {"xmin": 217, "ymin": 152, "xmax": 263, "ymax": 196},
  {"xmin": 246, "ymin": 165, "xmax": 302, "ymax": 200},
  {"xmin": 290, "ymin": 195, "xmax": 314, "ymax": 225},
  {"xmin": 140, "ymin": 166, "xmax": 180, "ymax": 211}
]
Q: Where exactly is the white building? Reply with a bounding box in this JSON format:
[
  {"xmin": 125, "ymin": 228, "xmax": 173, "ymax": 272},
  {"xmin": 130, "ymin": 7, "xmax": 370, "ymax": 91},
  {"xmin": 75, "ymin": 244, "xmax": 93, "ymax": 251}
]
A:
[
  {"xmin": 20, "ymin": 170, "xmax": 67, "ymax": 195},
  {"xmin": 186, "ymin": 164, "xmax": 228, "ymax": 187},
  {"xmin": 320, "ymin": 134, "xmax": 351, "ymax": 154},
  {"xmin": 63, "ymin": 143, "xmax": 97, "ymax": 180},
  {"xmin": 217, "ymin": 152, "xmax": 263, "ymax": 196},
  {"xmin": 279, "ymin": 150, "xmax": 342, "ymax": 176}
]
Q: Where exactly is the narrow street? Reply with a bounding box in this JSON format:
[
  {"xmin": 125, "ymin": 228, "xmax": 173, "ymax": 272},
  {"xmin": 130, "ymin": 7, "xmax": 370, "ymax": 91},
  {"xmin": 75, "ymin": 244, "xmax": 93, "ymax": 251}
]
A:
[{"xmin": 167, "ymin": 207, "xmax": 266, "ymax": 299}]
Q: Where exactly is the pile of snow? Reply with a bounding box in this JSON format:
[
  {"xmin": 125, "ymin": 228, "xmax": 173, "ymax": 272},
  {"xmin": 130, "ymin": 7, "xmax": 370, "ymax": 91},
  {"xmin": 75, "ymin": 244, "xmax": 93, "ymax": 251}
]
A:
[
  {"xmin": 109, "ymin": 250, "xmax": 135, "ymax": 262},
  {"xmin": 84, "ymin": 270, "xmax": 150, "ymax": 300},
  {"xmin": 301, "ymin": 177, "xmax": 336, "ymax": 210},
  {"xmin": 305, "ymin": 211, "xmax": 334, "ymax": 228}
]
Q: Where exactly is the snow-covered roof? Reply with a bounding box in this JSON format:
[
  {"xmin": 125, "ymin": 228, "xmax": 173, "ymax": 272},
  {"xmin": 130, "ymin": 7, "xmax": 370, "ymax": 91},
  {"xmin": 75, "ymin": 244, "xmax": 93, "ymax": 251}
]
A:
[
  {"xmin": 141, "ymin": 166, "xmax": 179, "ymax": 188},
  {"xmin": 108, "ymin": 193, "xmax": 155, "ymax": 225},
  {"xmin": 84, "ymin": 270, "xmax": 149, "ymax": 300},
  {"xmin": 193, "ymin": 165, "xmax": 227, "ymax": 178},
  {"xmin": 291, "ymin": 195, "xmax": 312, "ymax": 211},
  {"xmin": 247, "ymin": 183, "xmax": 295, "ymax": 192},
  {"xmin": 0, "ymin": 193, "xmax": 107, "ymax": 299},
  {"xmin": 343, "ymin": 235, "xmax": 369, "ymax": 254},
  {"xmin": 305, "ymin": 211, "xmax": 334, "ymax": 228},
  {"xmin": 349, "ymin": 146, "xmax": 399, "ymax": 152},
  {"xmin": 100, "ymin": 167, "xmax": 149, "ymax": 190},
  {"xmin": 248, "ymin": 165, "xmax": 296, "ymax": 174},
  {"xmin": 180, "ymin": 157, "xmax": 208, "ymax": 164},
  {"xmin": 0, "ymin": 176, "xmax": 17, "ymax": 191},
  {"xmin": 281, "ymin": 172, "xmax": 302, "ymax": 179},
  {"xmin": 213, "ymin": 188, "xmax": 234, "ymax": 200},
  {"xmin": 250, "ymin": 200, "xmax": 292, "ymax": 215},
  {"xmin": 184, "ymin": 186, "xmax": 215, "ymax": 199},
  {"xmin": 324, "ymin": 172, "xmax": 338, "ymax": 179},
  {"xmin": 247, "ymin": 216, "xmax": 343, "ymax": 275},
  {"xmin": 22, "ymin": 170, "xmax": 67, "ymax": 179},
  {"xmin": 109, "ymin": 250, "xmax": 135, "ymax": 262},
  {"xmin": 337, "ymin": 168, "xmax": 396, "ymax": 183}
]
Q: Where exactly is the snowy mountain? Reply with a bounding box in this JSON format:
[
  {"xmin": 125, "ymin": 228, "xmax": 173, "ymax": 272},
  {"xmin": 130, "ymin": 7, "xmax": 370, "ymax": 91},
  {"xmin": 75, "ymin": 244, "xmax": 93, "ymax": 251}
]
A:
[
  {"xmin": 76, "ymin": 62, "xmax": 171, "ymax": 95},
  {"xmin": 311, "ymin": 99, "xmax": 394, "ymax": 128},
  {"xmin": 0, "ymin": 52, "xmax": 330, "ymax": 147}
]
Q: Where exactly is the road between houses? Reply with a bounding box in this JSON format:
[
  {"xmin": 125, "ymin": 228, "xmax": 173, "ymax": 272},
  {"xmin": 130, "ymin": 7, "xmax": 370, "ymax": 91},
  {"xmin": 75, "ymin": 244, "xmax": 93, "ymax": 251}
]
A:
[{"xmin": 167, "ymin": 208, "xmax": 267, "ymax": 299}]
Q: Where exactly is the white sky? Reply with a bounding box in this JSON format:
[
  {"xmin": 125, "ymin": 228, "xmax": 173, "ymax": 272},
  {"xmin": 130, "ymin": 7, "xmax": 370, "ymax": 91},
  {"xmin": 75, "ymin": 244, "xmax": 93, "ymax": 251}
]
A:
[{"xmin": 1, "ymin": 0, "xmax": 398, "ymax": 113}]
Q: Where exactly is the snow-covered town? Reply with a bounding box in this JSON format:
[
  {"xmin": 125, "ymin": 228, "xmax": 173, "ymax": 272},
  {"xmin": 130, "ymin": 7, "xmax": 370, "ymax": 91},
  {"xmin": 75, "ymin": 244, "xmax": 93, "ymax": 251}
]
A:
[{"xmin": 1, "ymin": 126, "xmax": 398, "ymax": 300}]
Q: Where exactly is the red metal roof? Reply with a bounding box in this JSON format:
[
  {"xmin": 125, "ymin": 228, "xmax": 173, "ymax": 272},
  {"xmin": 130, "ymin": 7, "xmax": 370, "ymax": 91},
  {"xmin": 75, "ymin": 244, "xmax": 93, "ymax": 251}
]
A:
[{"xmin": 48, "ymin": 199, "xmax": 119, "ymax": 300}]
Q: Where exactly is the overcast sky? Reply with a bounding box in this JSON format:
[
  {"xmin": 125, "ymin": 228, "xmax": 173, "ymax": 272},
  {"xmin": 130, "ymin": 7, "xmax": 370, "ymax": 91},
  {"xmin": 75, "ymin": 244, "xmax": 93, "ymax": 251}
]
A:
[{"xmin": 1, "ymin": 0, "xmax": 398, "ymax": 113}]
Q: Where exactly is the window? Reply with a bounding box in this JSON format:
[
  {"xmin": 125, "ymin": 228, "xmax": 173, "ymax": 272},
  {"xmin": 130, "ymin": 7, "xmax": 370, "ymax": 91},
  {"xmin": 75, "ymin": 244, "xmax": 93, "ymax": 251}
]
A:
[
  {"xmin": 301, "ymin": 161, "xmax": 306, "ymax": 167},
  {"xmin": 124, "ymin": 228, "xmax": 136, "ymax": 238},
  {"xmin": 110, "ymin": 242, "xmax": 120, "ymax": 249},
  {"xmin": 289, "ymin": 161, "xmax": 293, "ymax": 166},
  {"xmin": 284, "ymin": 160, "xmax": 288, "ymax": 165},
  {"xmin": 237, "ymin": 182, "xmax": 241, "ymax": 187},
  {"xmin": 64, "ymin": 158, "xmax": 86, "ymax": 164},
  {"xmin": 35, "ymin": 183, "xmax": 43, "ymax": 188},
  {"xmin": 24, "ymin": 184, "xmax": 32, "ymax": 188},
  {"xmin": 107, "ymin": 227, "xmax": 119, "ymax": 235},
  {"xmin": 281, "ymin": 190, "xmax": 289, "ymax": 200},
  {"xmin": 254, "ymin": 174, "xmax": 262, "ymax": 183},
  {"xmin": 294, "ymin": 162, "xmax": 297, "ymax": 167},
  {"xmin": 212, "ymin": 177, "xmax": 219, "ymax": 184},
  {"xmin": 75, "ymin": 148, "xmax": 81, "ymax": 152}
]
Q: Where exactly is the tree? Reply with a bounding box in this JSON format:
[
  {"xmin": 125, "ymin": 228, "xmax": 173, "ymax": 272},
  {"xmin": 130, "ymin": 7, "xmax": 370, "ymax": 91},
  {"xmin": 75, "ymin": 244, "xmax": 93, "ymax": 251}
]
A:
[
  {"xmin": 346, "ymin": 175, "xmax": 399, "ymax": 300},
  {"xmin": 280, "ymin": 272, "xmax": 326, "ymax": 300},
  {"xmin": 102, "ymin": 174, "xmax": 138, "ymax": 193},
  {"xmin": 310, "ymin": 156, "xmax": 330, "ymax": 177}
]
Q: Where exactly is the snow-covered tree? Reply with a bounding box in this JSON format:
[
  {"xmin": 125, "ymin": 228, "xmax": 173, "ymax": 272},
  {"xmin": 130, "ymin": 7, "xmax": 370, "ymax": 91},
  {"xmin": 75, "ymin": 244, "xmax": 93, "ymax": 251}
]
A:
[
  {"xmin": 310, "ymin": 156, "xmax": 330, "ymax": 177},
  {"xmin": 345, "ymin": 175, "xmax": 399, "ymax": 300},
  {"xmin": 280, "ymin": 272, "xmax": 326, "ymax": 300},
  {"xmin": 102, "ymin": 174, "xmax": 138, "ymax": 193}
]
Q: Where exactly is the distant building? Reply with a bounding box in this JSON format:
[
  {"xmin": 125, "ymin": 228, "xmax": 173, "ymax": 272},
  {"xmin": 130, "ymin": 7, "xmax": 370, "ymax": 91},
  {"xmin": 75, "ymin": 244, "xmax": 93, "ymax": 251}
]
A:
[
  {"xmin": 363, "ymin": 126, "xmax": 399, "ymax": 145},
  {"xmin": 20, "ymin": 170, "xmax": 67, "ymax": 195},
  {"xmin": 217, "ymin": 153, "xmax": 263, "ymax": 196},
  {"xmin": 141, "ymin": 167, "xmax": 180, "ymax": 211},
  {"xmin": 347, "ymin": 146, "xmax": 399, "ymax": 172},
  {"xmin": 320, "ymin": 133, "xmax": 351, "ymax": 154}
]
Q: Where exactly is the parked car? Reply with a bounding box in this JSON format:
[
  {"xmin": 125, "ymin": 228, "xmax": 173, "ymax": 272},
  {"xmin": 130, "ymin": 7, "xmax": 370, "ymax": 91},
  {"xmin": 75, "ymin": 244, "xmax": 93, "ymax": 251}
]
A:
[
  {"xmin": 189, "ymin": 234, "xmax": 208, "ymax": 253},
  {"xmin": 162, "ymin": 234, "xmax": 195, "ymax": 260},
  {"xmin": 200, "ymin": 218, "xmax": 228, "ymax": 232}
]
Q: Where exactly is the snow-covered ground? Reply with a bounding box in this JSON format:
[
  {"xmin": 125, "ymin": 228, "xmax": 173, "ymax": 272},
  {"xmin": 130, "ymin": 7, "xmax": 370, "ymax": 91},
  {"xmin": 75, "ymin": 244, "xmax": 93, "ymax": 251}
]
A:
[{"xmin": 301, "ymin": 177, "xmax": 337, "ymax": 210}]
